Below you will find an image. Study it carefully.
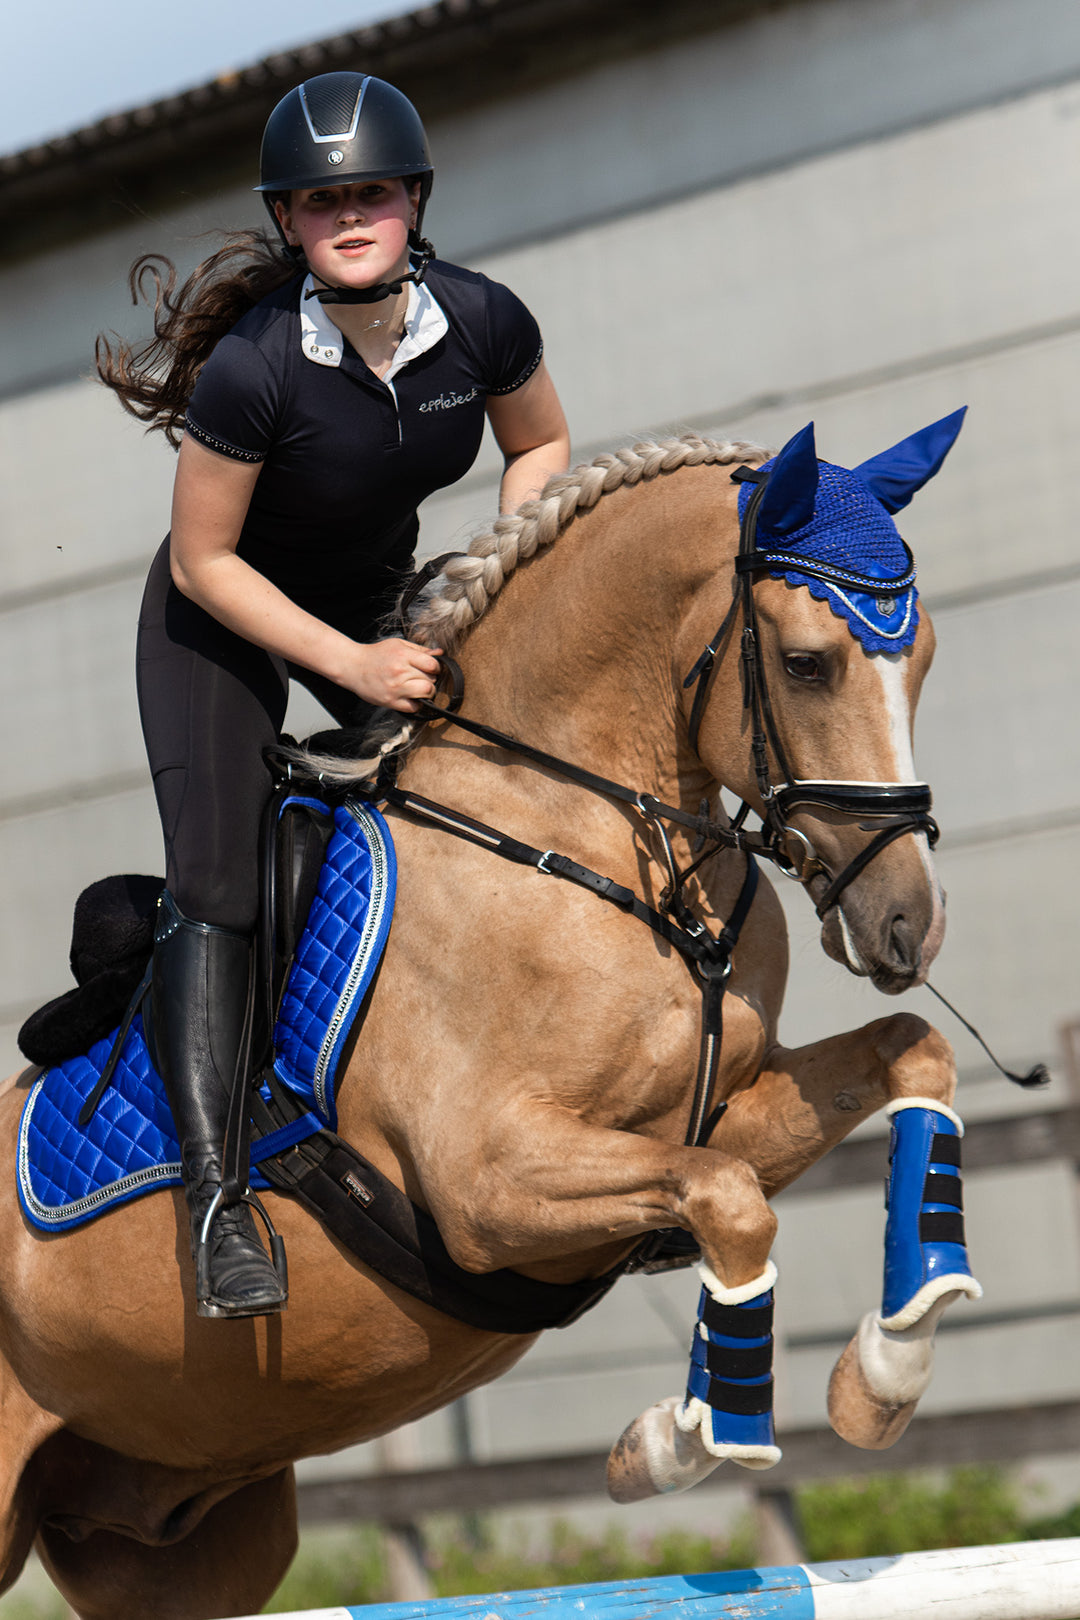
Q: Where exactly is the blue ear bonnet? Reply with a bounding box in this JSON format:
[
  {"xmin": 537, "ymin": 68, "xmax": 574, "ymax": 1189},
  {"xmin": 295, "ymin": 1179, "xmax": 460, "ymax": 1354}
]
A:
[
  {"xmin": 738, "ymin": 460, "xmax": 919, "ymax": 652},
  {"xmin": 737, "ymin": 409, "xmax": 965, "ymax": 655}
]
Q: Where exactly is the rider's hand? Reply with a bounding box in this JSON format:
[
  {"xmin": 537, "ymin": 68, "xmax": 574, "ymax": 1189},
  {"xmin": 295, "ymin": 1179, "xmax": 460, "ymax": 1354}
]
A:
[{"xmin": 343, "ymin": 638, "xmax": 443, "ymax": 712}]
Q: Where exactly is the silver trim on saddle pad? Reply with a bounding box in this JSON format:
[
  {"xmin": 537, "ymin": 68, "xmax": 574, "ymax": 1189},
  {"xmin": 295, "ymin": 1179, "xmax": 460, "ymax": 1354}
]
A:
[{"xmin": 18, "ymin": 1079, "xmax": 181, "ymax": 1227}]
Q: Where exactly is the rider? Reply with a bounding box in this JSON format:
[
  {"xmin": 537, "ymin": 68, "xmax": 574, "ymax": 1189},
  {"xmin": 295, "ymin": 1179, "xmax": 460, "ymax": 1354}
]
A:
[{"xmin": 98, "ymin": 71, "xmax": 570, "ymax": 1321}]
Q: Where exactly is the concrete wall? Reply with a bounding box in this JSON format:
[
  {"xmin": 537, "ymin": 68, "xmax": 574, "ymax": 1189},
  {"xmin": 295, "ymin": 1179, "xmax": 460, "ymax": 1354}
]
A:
[{"xmin": 1, "ymin": 0, "xmax": 1078, "ymax": 1523}]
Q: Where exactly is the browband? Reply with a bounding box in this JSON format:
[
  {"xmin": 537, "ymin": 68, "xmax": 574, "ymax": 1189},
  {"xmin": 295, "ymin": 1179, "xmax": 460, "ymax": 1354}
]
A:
[{"xmin": 734, "ymin": 544, "xmax": 916, "ymax": 596}]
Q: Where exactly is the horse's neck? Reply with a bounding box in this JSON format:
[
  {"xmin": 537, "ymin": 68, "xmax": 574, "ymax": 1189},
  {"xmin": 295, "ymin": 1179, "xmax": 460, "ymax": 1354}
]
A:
[{"xmin": 412, "ymin": 480, "xmax": 724, "ymax": 811}]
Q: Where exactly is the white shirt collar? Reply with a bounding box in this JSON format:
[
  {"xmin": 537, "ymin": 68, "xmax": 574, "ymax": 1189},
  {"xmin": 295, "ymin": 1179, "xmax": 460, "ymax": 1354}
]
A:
[{"xmin": 299, "ymin": 273, "xmax": 448, "ymax": 376}]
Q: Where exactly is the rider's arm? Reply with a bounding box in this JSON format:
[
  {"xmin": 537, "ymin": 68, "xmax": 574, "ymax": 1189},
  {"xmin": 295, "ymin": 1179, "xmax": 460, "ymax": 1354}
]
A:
[
  {"xmin": 169, "ymin": 435, "xmax": 440, "ymax": 711},
  {"xmin": 486, "ymin": 360, "xmax": 570, "ymax": 514}
]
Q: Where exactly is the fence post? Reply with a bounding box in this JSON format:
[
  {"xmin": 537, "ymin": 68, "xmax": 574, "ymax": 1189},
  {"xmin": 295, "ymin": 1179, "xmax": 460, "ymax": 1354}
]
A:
[{"xmin": 376, "ymin": 1426, "xmax": 435, "ymax": 1602}]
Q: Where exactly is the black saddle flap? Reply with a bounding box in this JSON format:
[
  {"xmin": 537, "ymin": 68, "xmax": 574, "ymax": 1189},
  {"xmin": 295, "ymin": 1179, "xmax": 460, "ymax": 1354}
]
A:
[{"xmin": 258, "ymin": 790, "xmax": 335, "ymax": 1059}]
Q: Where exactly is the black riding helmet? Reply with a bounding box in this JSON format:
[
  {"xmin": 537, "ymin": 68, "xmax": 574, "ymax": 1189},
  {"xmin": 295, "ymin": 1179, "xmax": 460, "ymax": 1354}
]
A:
[{"xmin": 256, "ymin": 72, "xmax": 435, "ymax": 304}]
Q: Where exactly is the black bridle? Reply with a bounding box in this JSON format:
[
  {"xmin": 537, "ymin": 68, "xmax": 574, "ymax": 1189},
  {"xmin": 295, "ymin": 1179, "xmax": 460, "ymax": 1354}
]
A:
[{"xmin": 683, "ymin": 465, "xmax": 940, "ymax": 919}]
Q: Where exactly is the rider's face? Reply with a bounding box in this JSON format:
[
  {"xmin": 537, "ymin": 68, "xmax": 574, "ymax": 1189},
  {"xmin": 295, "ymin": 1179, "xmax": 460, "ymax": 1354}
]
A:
[{"xmin": 275, "ymin": 179, "xmax": 418, "ymax": 289}]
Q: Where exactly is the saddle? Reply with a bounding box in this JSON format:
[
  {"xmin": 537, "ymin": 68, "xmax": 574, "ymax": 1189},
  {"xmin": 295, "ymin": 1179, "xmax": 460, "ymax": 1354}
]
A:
[{"xmin": 17, "ymin": 781, "xmax": 632, "ymax": 1334}]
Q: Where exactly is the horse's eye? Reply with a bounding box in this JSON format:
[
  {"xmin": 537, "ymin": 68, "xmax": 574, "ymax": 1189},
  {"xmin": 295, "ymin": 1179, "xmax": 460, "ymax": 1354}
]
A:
[{"xmin": 784, "ymin": 653, "xmax": 823, "ymax": 682}]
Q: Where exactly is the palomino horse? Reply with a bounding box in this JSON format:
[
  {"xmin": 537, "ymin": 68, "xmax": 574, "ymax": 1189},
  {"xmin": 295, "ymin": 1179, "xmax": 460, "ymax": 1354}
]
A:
[{"xmin": 0, "ymin": 424, "xmax": 976, "ymax": 1619}]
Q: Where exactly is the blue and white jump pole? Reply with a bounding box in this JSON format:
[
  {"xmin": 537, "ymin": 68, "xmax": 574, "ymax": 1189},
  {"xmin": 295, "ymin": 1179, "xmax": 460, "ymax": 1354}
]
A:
[{"xmin": 249, "ymin": 1537, "xmax": 1080, "ymax": 1620}]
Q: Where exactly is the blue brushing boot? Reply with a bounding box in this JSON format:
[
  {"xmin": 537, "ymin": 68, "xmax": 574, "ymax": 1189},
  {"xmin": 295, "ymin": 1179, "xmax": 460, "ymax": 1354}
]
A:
[
  {"xmin": 881, "ymin": 1097, "xmax": 982, "ymax": 1331},
  {"xmin": 676, "ymin": 1260, "xmax": 781, "ymax": 1469}
]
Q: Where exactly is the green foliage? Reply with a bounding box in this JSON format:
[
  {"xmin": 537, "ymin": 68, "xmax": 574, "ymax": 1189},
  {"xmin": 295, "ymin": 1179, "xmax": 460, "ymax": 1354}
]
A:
[
  {"xmin": 0, "ymin": 1602, "xmax": 70, "ymax": 1620},
  {"xmin": 262, "ymin": 1526, "xmax": 387, "ymax": 1613},
  {"xmin": 1022, "ymin": 1500, "xmax": 1080, "ymax": 1542},
  {"xmin": 797, "ymin": 1466, "xmax": 1026, "ymax": 1562}
]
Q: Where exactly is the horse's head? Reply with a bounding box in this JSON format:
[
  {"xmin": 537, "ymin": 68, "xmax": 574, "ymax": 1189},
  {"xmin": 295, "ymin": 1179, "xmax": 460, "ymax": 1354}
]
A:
[{"xmin": 688, "ymin": 410, "xmax": 965, "ymax": 994}]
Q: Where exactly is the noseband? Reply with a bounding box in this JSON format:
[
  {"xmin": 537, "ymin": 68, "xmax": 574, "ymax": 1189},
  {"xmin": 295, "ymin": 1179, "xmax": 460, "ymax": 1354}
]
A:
[{"xmin": 683, "ymin": 465, "xmax": 939, "ymax": 918}]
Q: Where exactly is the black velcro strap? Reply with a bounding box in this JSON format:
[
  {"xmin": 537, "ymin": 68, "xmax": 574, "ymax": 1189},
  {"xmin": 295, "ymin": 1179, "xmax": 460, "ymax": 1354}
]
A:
[
  {"xmin": 923, "ymin": 1171, "xmax": 963, "ymax": 1209},
  {"xmin": 705, "ymin": 1340, "xmax": 773, "ymax": 1380},
  {"xmin": 919, "ymin": 1210, "xmax": 966, "ymax": 1245},
  {"xmin": 931, "ymin": 1132, "xmax": 962, "ymax": 1167},
  {"xmin": 705, "ymin": 1376, "xmax": 774, "ymax": 1416},
  {"xmin": 701, "ymin": 1297, "xmax": 773, "ymax": 1339}
]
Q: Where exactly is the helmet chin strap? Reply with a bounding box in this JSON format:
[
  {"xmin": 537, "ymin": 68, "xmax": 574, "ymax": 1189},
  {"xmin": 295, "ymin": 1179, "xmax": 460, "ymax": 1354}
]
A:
[{"xmin": 305, "ymin": 234, "xmax": 435, "ymax": 306}]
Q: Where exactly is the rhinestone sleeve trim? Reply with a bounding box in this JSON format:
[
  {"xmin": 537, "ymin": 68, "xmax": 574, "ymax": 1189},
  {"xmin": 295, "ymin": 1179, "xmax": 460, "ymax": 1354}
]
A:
[
  {"xmin": 487, "ymin": 345, "xmax": 543, "ymax": 396},
  {"xmin": 184, "ymin": 417, "xmax": 266, "ymax": 463}
]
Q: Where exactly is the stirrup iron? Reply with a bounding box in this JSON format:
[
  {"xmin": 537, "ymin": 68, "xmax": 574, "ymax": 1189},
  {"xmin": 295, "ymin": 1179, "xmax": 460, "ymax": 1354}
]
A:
[{"xmin": 194, "ymin": 1185, "xmax": 289, "ymax": 1320}]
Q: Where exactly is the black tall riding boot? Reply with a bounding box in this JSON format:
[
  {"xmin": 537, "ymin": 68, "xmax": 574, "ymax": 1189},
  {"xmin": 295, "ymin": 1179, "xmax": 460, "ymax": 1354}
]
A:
[{"xmin": 152, "ymin": 892, "xmax": 287, "ymax": 1318}]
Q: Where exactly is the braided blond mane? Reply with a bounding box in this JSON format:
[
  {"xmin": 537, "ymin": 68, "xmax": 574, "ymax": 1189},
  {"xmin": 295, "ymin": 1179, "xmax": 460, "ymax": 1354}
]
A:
[{"xmin": 305, "ymin": 432, "xmax": 766, "ymax": 784}]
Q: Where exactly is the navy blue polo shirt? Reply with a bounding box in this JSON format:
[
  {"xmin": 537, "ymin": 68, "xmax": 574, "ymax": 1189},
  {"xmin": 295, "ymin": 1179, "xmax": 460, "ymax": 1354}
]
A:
[{"xmin": 183, "ymin": 260, "xmax": 543, "ymax": 633}]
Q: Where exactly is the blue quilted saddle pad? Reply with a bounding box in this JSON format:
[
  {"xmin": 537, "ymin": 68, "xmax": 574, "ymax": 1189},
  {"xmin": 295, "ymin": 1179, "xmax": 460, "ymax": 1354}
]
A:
[{"xmin": 18, "ymin": 798, "xmax": 395, "ymax": 1234}]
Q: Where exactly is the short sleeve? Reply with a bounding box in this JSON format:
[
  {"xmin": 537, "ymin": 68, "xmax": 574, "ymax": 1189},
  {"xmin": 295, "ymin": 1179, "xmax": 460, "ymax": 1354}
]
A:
[
  {"xmin": 482, "ymin": 277, "xmax": 544, "ymax": 396},
  {"xmin": 184, "ymin": 334, "xmax": 279, "ymax": 463}
]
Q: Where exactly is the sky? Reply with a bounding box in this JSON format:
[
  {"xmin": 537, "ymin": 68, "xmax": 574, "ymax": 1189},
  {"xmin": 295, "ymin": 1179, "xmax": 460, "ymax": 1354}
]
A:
[{"xmin": 2, "ymin": 0, "xmax": 417, "ymax": 156}]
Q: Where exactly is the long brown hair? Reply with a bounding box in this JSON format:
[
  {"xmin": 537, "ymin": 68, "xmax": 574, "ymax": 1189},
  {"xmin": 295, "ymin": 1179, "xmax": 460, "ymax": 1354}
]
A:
[{"xmin": 95, "ymin": 231, "xmax": 299, "ymax": 447}]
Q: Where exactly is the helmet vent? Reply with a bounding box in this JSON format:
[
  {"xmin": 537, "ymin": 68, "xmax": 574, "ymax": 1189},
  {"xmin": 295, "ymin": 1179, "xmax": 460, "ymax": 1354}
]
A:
[{"xmin": 300, "ymin": 73, "xmax": 369, "ymax": 142}]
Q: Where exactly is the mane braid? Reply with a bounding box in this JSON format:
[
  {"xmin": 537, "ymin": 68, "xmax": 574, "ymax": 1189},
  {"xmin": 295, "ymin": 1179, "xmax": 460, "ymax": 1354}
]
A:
[{"xmin": 297, "ymin": 432, "xmax": 767, "ymax": 787}]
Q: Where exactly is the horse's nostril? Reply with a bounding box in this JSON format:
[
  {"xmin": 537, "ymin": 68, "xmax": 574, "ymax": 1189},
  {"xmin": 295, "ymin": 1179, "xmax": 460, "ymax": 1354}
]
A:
[{"xmin": 888, "ymin": 914, "xmax": 919, "ymax": 969}]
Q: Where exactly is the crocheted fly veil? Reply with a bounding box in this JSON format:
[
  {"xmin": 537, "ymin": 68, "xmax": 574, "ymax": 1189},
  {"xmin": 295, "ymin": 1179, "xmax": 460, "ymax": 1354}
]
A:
[{"xmin": 739, "ymin": 409, "xmax": 967, "ymax": 651}]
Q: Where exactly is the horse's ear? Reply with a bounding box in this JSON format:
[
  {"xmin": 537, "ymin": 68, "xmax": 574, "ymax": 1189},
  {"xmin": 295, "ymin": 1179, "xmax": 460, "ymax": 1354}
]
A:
[
  {"xmin": 852, "ymin": 407, "xmax": 967, "ymax": 514},
  {"xmin": 757, "ymin": 421, "xmax": 819, "ymax": 535}
]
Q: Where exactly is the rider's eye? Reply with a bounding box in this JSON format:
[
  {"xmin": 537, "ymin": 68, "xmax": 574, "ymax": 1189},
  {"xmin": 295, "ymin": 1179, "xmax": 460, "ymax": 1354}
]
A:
[{"xmin": 784, "ymin": 653, "xmax": 824, "ymax": 683}]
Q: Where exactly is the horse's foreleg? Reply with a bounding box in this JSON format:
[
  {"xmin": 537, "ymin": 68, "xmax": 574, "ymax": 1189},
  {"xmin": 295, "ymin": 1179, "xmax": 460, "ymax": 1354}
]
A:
[
  {"xmin": 609, "ymin": 1013, "xmax": 981, "ymax": 1498},
  {"xmin": 826, "ymin": 1096, "xmax": 981, "ymax": 1448},
  {"xmin": 428, "ymin": 1102, "xmax": 778, "ymax": 1288},
  {"xmin": 420, "ymin": 1102, "xmax": 783, "ymax": 1504},
  {"xmin": 720, "ymin": 1012, "xmax": 982, "ymax": 1451},
  {"xmin": 607, "ymin": 1256, "xmax": 781, "ymax": 1503}
]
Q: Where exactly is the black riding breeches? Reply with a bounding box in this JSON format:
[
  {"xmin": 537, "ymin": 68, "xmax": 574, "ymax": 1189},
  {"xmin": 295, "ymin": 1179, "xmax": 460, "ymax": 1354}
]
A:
[{"xmin": 136, "ymin": 540, "xmax": 381, "ymax": 933}]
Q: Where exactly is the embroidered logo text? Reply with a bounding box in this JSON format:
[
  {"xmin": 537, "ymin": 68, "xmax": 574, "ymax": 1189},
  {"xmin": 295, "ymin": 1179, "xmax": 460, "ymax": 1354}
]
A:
[{"xmin": 419, "ymin": 388, "xmax": 479, "ymax": 413}]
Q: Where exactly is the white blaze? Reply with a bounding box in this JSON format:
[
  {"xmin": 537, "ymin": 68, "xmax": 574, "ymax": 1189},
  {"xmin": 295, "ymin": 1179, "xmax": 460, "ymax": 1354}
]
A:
[
  {"xmin": 870, "ymin": 653, "xmax": 946, "ymax": 974},
  {"xmin": 874, "ymin": 653, "xmax": 917, "ymax": 783}
]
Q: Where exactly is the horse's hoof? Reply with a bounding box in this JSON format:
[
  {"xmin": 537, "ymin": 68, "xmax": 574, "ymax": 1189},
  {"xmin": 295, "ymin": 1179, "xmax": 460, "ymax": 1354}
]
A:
[
  {"xmin": 827, "ymin": 1290, "xmax": 963, "ymax": 1451},
  {"xmin": 826, "ymin": 1331, "xmax": 917, "ymax": 1450},
  {"xmin": 606, "ymin": 1396, "xmax": 724, "ymax": 1503}
]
